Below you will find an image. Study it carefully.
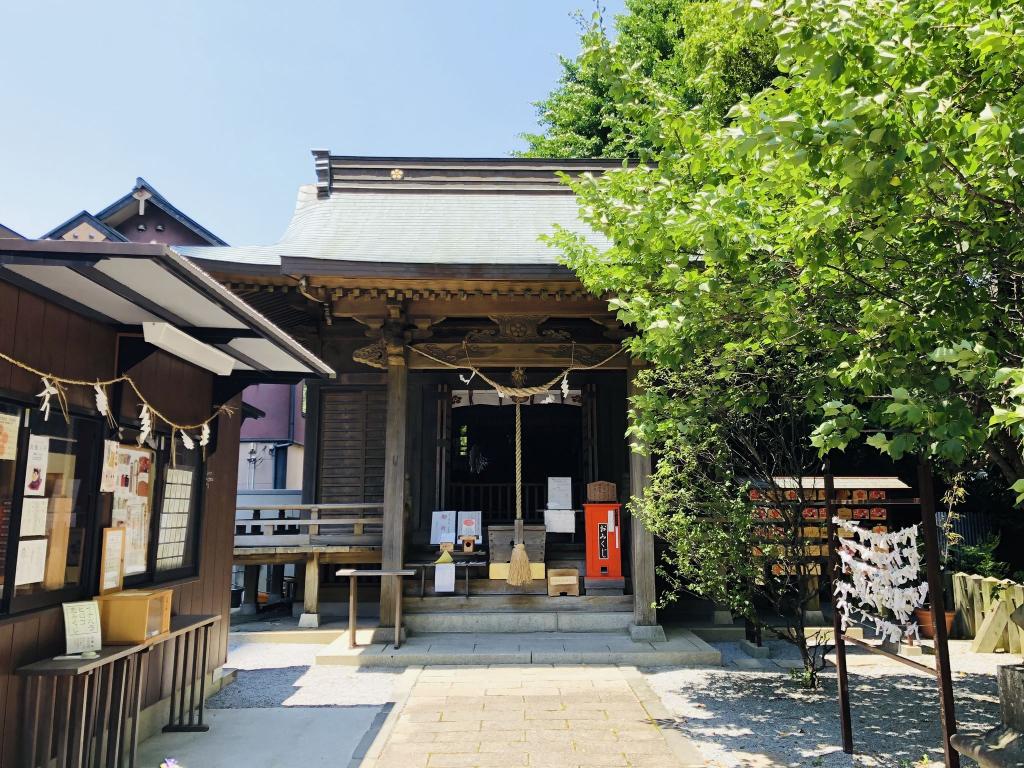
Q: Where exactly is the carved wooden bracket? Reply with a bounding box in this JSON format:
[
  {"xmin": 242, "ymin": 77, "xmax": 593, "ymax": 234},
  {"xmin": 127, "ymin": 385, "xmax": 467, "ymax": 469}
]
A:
[{"xmin": 466, "ymin": 315, "xmax": 571, "ymax": 343}]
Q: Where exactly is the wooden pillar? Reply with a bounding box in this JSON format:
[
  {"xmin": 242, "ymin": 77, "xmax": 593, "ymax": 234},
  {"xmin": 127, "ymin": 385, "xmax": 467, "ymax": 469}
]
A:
[
  {"xmin": 269, "ymin": 565, "xmax": 285, "ymax": 602},
  {"xmin": 298, "ymin": 553, "xmax": 320, "ymax": 628},
  {"xmin": 240, "ymin": 564, "xmax": 260, "ymax": 615},
  {"xmin": 627, "ymin": 362, "xmax": 664, "ymax": 640},
  {"xmin": 379, "ymin": 345, "xmax": 409, "ymax": 626}
]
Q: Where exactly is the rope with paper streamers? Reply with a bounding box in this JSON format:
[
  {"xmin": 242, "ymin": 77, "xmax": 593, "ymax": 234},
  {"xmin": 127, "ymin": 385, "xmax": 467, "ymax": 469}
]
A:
[
  {"xmin": 832, "ymin": 518, "xmax": 929, "ymax": 644},
  {"xmin": 0, "ymin": 349, "xmax": 234, "ymax": 456},
  {"xmin": 408, "ymin": 341, "xmax": 627, "ymax": 398}
]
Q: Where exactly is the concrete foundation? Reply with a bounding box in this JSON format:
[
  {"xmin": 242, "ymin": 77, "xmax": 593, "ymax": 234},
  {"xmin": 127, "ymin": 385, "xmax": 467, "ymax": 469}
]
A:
[{"xmin": 738, "ymin": 638, "xmax": 771, "ymax": 658}]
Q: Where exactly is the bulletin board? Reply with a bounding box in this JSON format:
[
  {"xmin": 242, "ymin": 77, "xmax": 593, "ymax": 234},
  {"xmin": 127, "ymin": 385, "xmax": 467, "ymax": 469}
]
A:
[{"xmin": 110, "ymin": 445, "xmax": 154, "ymax": 576}]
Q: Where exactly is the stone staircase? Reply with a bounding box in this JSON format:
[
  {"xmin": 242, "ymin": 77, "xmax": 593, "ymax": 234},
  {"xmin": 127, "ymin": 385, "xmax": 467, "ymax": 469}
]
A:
[{"xmin": 402, "ymin": 592, "xmax": 634, "ymax": 633}]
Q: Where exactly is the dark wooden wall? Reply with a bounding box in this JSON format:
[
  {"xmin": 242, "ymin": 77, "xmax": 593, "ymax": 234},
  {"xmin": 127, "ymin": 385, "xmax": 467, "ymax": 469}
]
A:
[{"xmin": 0, "ymin": 279, "xmax": 242, "ymax": 764}]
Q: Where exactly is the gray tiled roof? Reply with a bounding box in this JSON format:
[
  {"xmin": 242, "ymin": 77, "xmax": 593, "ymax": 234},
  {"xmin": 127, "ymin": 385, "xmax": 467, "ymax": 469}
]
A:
[{"xmin": 178, "ymin": 184, "xmax": 609, "ymax": 268}]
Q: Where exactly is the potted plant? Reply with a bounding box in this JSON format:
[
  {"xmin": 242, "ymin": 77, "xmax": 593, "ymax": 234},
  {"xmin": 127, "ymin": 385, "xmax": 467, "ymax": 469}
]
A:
[{"xmin": 914, "ymin": 605, "xmax": 956, "ymax": 639}]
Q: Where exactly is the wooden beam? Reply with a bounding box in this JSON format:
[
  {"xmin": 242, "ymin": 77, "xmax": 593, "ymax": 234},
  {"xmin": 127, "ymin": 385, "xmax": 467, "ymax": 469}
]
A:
[
  {"xmin": 627, "ymin": 361, "xmax": 658, "ymax": 629},
  {"xmin": 379, "ymin": 349, "xmax": 409, "ymax": 626},
  {"xmin": 332, "ymin": 294, "xmax": 613, "ymax": 319},
  {"xmin": 408, "ymin": 342, "xmax": 625, "ymax": 370}
]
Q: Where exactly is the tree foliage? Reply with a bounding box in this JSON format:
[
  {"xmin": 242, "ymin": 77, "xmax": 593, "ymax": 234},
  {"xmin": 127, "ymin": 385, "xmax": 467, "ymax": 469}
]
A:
[
  {"xmin": 551, "ymin": 0, "xmax": 1024, "ymax": 492},
  {"xmin": 518, "ymin": 0, "xmax": 779, "ymax": 157},
  {"xmin": 635, "ymin": 359, "xmax": 834, "ymax": 685}
]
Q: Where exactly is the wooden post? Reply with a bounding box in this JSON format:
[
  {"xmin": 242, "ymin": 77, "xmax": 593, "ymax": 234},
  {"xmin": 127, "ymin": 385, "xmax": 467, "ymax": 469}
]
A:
[
  {"xmin": 298, "ymin": 552, "xmax": 321, "ymax": 628},
  {"xmin": 626, "ymin": 361, "xmax": 662, "ymax": 639},
  {"xmin": 379, "ymin": 344, "xmax": 408, "ymax": 627},
  {"xmin": 825, "ymin": 468, "xmax": 853, "ymax": 753},
  {"xmin": 240, "ymin": 564, "xmax": 260, "ymax": 615},
  {"xmin": 269, "ymin": 565, "xmax": 285, "ymax": 602},
  {"xmin": 919, "ymin": 458, "xmax": 960, "ymax": 768}
]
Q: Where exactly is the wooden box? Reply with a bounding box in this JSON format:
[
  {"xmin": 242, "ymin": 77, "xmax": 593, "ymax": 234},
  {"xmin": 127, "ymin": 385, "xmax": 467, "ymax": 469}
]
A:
[
  {"xmin": 586, "ymin": 481, "xmax": 617, "ymax": 503},
  {"xmin": 487, "ymin": 525, "xmax": 546, "ymax": 564},
  {"xmin": 547, "ymin": 568, "xmax": 580, "ymax": 597},
  {"xmin": 94, "ymin": 589, "xmax": 172, "ymax": 645}
]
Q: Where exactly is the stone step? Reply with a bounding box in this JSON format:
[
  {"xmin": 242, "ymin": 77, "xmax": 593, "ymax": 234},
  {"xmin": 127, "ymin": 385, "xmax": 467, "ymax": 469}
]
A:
[
  {"xmin": 314, "ymin": 629, "xmax": 721, "ymax": 667},
  {"xmin": 403, "ymin": 594, "xmax": 632, "ymax": 613},
  {"xmin": 403, "ymin": 609, "xmax": 633, "ymax": 634},
  {"xmin": 403, "ymin": 573, "xmax": 624, "ymax": 597},
  {"xmin": 404, "ymin": 578, "xmax": 548, "ymax": 596}
]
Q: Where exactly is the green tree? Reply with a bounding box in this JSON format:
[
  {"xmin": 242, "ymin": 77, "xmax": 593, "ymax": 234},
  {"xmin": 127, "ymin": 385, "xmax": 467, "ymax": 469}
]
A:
[
  {"xmin": 518, "ymin": 0, "xmax": 779, "ymax": 157},
  {"xmin": 552, "ymin": 0, "xmax": 1024, "ymax": 492},
  {"xmin": 635, "ymin": 359, "xmax": 835, "ymax": 685}
]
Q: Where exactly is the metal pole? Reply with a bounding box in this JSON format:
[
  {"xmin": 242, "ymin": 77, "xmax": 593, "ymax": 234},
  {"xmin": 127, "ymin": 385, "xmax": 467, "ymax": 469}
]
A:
[
  {"xmin": 824, "ymin": 466, "xmax": 853, "ymax": 753},
  {"xmin": 918, "ymin": 458, "xmax": 960, "ymax": 768}
]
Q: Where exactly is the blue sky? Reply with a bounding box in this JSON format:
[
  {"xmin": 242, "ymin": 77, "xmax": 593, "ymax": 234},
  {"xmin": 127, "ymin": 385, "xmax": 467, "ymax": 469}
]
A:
[{"xmin": 0, "ymin": 1, "xmax": 625, "ymax": 244}]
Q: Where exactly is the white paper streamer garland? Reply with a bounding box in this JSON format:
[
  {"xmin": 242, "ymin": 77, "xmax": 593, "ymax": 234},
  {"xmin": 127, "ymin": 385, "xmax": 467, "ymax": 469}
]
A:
[{"xmin": 832, "ymin": 517, "xmax": 929, "ymax": 643}]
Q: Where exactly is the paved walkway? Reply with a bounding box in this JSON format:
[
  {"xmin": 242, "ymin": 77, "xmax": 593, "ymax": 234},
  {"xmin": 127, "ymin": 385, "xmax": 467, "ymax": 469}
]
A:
[{"xmin": 360, "ymin": 664, "xmax": 704, "ymax": 768}]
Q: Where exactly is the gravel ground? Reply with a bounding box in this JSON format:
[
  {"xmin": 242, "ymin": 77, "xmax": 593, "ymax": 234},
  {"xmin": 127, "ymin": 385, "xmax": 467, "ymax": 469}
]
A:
[
  {"xmin": 643, "ymin": 640, "xmax": 1010, "ymax": 768},
  {"xmin": 207, "ymin": 639, "xmax": 401, "ymax": 709}
]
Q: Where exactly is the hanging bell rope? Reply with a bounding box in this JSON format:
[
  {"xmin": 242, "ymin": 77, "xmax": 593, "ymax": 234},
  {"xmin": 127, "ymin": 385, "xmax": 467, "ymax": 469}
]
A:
[{"xmin": 506, "ymin": 402, "xmax": 532, "ymax": 586}]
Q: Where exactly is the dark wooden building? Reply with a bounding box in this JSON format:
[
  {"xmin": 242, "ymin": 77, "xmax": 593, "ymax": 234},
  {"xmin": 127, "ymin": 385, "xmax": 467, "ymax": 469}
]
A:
[
  {"xmin": 0, "ymin": 238, "xmax": 331, "ymax": 763},
  {"xmin": 181, "ymin": 154, "xmax": 665, "ymax": 640}
]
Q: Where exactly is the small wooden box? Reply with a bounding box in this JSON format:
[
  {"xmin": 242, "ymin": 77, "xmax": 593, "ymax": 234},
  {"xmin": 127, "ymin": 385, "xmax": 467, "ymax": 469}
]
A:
[
  {"xmin": 94, "ymin": 589, "xmax": 172, "ymax": 645},
  {"xmin": 547, "ymin": 568, "xmax": 580, "ymax": 597},
  {"xmin": 586, "ymin": 481, "xmax": 617, "ymax": 503}
]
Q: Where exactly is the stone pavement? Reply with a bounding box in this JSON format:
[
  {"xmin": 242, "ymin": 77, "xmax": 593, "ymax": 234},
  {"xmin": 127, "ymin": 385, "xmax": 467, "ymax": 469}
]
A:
[{"xmin": 358, "ymin": 664, "xmax": 704, "ymax": 768}]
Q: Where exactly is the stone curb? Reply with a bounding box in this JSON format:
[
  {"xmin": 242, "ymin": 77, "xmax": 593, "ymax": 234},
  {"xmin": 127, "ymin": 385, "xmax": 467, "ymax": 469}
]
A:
[{"xmin": 351, "ymin": 665, "xmax": 422, "ymax": 768}]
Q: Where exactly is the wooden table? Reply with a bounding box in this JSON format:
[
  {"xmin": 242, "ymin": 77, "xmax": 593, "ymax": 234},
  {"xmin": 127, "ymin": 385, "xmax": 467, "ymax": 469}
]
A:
[
  {"xmin": 407, "ymin": 560, "xmax": 488, "ymax": 597},
  {"xmin": 18, "ymin": 614, "xmax": 217, "ymax": 768},
  {"xmin": 336, "ymin": 569, "xmax": 415, "ymax": 649}
]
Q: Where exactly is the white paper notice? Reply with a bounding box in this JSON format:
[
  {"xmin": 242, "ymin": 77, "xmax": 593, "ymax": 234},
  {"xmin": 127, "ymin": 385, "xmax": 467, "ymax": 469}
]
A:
[
  {"xmin": 15, "ymin": 538, "xmax": 47, "ymax": 585},
  {"xmin": 544, "ymin": 508, "xmax": 576, "ymax": 533},
  {"xmin": 20, "ymin": 497, "xmax": 48, "ymax": 537},
  {"xmin": 434, "ymin": 563, "xmax": 456, "ymax": 593},
  {"xmin": 124, "ymin": 499, "xmax": 148, "ymax": 575},
  {"xmin": 547, "ymin": 477, "xmax": 572, "ymax": 510},
  {"xmin": 430, "ymin": 511, "xmax": 457, "ymax": 545},
  {"xmin": 100, "ymin": 440, "xmax": 119, "ymax": 493},
  {"xmin": 458, "ymin": 511, "xmax": 482, "ymax": 539},
  {"xmin": 102, "ymin": 529, "xmax": 125, "ymax": 592},
  {"xmin": 62, "ymin": 601, "xmax": 102, "ymax": 655},
  {"xmin": 0, "ymin": 411, "xmax": 20, "ymax": 461},
  {"xmin": 23, "ymin": 435, "xmax": 49, "ymax": 496}
]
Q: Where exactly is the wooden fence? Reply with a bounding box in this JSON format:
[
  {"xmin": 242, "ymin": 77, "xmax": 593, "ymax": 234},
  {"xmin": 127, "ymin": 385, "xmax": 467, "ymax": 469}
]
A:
[{"xmin": 951, "ymin": 572, "xmax": 1024, "ymax": 652}]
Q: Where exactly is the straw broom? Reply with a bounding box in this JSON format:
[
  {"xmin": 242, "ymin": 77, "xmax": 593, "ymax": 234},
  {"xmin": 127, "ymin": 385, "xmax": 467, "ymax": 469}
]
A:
[{"xmin": 507, "ymin": 402, "xmax": 533, "ymax": 586}]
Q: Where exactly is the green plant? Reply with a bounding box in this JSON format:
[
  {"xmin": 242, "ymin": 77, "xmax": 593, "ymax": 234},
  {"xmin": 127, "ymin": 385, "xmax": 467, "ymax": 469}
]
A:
[{"xmin": 950, "ymin": 535, "xmax": 1009, "ymax": 579}]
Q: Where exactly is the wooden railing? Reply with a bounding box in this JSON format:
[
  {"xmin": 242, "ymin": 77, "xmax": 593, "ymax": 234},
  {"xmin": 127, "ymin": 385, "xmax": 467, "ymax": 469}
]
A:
[
  {"xmin": 235, "ymin": 502, "xmax": 384, "ymax": 548},
  {"xmin": 447, "ymin": 482, "xmax": 585, "ymax": 523}
]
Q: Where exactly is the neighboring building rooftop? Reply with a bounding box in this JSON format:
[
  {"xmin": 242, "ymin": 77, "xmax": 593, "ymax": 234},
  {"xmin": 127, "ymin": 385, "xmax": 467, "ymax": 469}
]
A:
[
  {"xmin": 178, "ymin": 154, "xmax": 616, "ymax": 275},
  {"xmin": 0, "ymin": 238, "xmax": 333, "ymax": 379},
  {"xmin": 0, "ymin": 222, "xmax": 25, "ymax": 239},
  {"xmin": 45, "ymin": 177, "xmax": 227, "ymax": 246}
]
